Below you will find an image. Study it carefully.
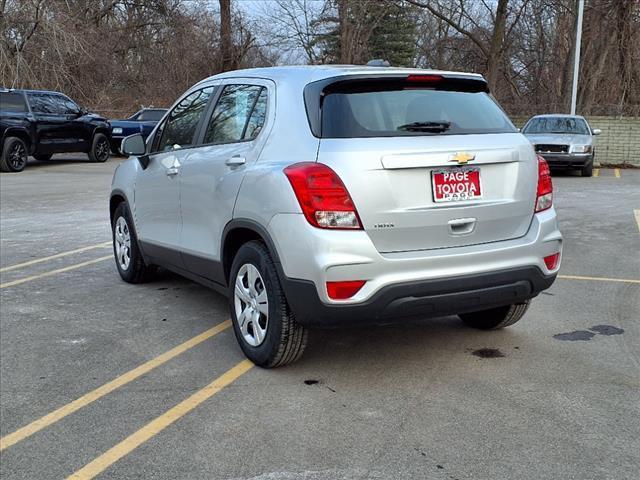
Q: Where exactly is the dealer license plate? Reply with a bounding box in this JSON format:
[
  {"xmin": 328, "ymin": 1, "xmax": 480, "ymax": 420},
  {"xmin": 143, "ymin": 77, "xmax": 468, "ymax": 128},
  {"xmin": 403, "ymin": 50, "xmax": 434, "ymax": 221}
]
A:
[{"xmin": 432, "ymin": 167, "xmax": 482, "ymax": 202}]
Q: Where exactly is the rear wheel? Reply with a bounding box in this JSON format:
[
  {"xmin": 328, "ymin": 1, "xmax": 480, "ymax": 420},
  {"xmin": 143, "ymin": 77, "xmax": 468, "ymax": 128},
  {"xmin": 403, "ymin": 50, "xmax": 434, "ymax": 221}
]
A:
[
  {"xmin": 229, "ymin": 240, "xmax": 308, "ymax": 368},
  {"xmin": 112, "ymin": 203, "xmax": 154, "ymax": 283},
  {"xmin": 88, "ymin": 133, "xmax": 110, "ymax": 162},
  {"xmin": 1, "ymin": 137, "xmax": 28, "ymax": 172},
  {"xmin": 33, "ymin": 153, "xmax": 52, "ymax": 162},
  {"xmin": 459, "ymin": 300, "xmax": 531, "ymax": 330}
]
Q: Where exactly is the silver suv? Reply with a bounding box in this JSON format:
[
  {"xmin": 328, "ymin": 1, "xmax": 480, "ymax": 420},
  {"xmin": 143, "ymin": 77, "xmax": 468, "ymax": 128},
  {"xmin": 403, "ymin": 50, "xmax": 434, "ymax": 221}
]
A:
[{"xmin": 110, "ymin": 66, "xmax": 562, "ymax": 367}]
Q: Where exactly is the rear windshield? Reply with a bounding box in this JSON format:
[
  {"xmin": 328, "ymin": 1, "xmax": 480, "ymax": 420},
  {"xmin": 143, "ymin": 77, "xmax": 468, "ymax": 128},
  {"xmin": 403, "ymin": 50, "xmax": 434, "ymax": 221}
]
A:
[
  {"xmin": 0, "ymin": 92, "xmax": 27, "ymax": 113},
  {"xmin": 137, "ymin": 110, "xmax": 166, "ymax": 121},
  {"xmin": 523, "ymin": 117, "xmax": 589, "ymax": 135},
  {"xmin": 316, "ymin": 81, "xmax": 515, "ymax": 138}
]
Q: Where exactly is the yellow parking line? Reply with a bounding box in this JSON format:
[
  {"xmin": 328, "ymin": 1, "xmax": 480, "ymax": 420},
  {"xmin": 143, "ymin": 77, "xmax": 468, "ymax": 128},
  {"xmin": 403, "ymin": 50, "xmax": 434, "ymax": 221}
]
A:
[
  {"xmin": 593, "ymin": 168, "xmax": 600, "ymax": 177},
  {"xmin": 634, "ymin": 210, "xmax": 640, "ymax": 233},
  {"xmin": 614, "ymin": 168, "xmax": 621, "ymax": 178},
  {"xmin": 67, "ymin": 359, "xmax": 253, "ymax": 480},
  {"xmin": 558, "ymin": 274, "xmax": 640, "ymax": 284},
  {"xmin": 0, "ymin": 242, "xmax": 111, "ymax": 273},
  {"xmin": 0, "ymin": 320, "xmax": 232, "ymax": 451},
  {"xmin": 0, "ymin": 255, "xmax": 112, "ymax": 289}
]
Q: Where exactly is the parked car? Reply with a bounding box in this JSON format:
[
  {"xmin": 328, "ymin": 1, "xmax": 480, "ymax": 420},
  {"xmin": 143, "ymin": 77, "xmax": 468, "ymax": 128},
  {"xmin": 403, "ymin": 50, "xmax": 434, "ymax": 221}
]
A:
[
  {"xmin": 110, "ymin": 66, "xmax": 562, "ymax": 367},
  {"xmin": 522, "ymin": 114, "xmax": 601, "ymax": 177},
  {"xmin": 0, "ymin": 88, "xmax": 111, "ymax": 172},
  {"xmin": 109, "ymin": 108, "xmax": 167, "ymax": 155}
]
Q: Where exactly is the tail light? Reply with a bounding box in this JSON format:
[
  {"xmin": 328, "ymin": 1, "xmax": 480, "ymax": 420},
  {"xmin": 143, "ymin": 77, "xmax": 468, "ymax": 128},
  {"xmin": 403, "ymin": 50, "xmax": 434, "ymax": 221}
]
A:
[
  {"xmin": 535, "ymin": 155, "xmax": 553, "ymax": 213},
  {"xmin": 327, "ymin": 281, "xmax": 366, "ymax": 300},
  {"xmin": 284, "ymin": 162, "xmax": 362, "ymax": 229}
]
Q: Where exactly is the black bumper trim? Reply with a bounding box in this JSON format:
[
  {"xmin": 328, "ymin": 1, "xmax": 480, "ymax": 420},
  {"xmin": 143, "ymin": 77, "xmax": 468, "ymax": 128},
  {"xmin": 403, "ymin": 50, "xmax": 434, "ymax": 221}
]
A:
[
  {"xmin": 281, "ymin": 266, "xmax": 556, "ymax": 327},
  {"xmin": 539, "ymin": 153, "xmax": 593, "ymax": 168}
]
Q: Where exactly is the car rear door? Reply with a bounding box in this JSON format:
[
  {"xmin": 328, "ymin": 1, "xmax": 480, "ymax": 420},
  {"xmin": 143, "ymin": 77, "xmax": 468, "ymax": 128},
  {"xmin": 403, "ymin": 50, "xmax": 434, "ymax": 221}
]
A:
[
  {"xmin": 27, "ymin": 93, "xmax": 68, "ymax": 154},
  {"xmin": 311, "ymin": 75, "xmax": 537, "ymax": 253},
  {"xmin": 134, "ymin": 86, "xmax": 214, "ymax": 268},
  {"xmin": 178, "ymin": 80, "xmax": 272, "ymax": 282}
]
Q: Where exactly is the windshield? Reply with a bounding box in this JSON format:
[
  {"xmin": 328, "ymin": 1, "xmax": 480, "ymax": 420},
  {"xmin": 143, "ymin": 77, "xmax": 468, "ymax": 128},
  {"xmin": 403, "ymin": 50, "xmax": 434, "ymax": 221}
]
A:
[
  {"xmin": 319, "ymin": 87, "xmax": 515, "ymax": 138},
  {"xmin": 523, "ymin": 117, "xmax": 589, "ymax": 135}
]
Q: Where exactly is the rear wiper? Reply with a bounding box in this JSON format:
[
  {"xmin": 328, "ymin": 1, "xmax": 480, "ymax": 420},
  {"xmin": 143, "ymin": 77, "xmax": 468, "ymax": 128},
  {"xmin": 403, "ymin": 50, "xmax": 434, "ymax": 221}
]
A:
[{"xmin": 397, "ymin": 121, "xmax": 451, "ymax": 132}]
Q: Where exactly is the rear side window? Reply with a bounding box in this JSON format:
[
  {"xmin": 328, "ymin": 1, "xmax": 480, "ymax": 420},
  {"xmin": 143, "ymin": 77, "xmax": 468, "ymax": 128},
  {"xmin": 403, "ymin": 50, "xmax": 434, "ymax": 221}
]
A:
[
  {"xmin": 0, "ymin": 92, "xmax": 27, "ymax": 112},
  {"xmin": 203, "ymin": 85, "xmax": 266, "ymax": 144},
  {"xmin": 27, "ymin": 93, "xmax": 58, "ymax": 114},
  {"xmin": 310, "ymin": 77, "xmax": 516, "ymax": 138},
  {"xmin": 157, "ymin": 87, "xmax": 213, "ymax": 151}
]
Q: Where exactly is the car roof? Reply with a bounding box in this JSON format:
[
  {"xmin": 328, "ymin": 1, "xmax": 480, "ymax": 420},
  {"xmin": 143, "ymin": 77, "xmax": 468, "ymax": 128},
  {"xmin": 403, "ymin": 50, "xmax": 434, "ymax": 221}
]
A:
[
  {"xmin": 195, "ymin": 65, "xmax": 485, "ymax": 89},
  {"xmin": 528, "ymin": 114, "xmax": 587, "ymax": 120}
]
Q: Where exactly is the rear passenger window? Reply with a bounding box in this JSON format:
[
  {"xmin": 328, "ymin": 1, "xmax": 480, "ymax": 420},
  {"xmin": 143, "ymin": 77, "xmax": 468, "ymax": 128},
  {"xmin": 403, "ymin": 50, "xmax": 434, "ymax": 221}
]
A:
[
  {"xmin": 157, "ymin": 87, "xmax": 213, "ymax": 151},
  {"xmin": 27, "ymin": 93, "xmax": 58, "ymax": 114},
  {"xmin": 203, "ymin": 85, "xmax": 266, "ymax": 144},
  {"xmin": 0, "ymin": 92, "xmax": 27, "ymax": 112}
]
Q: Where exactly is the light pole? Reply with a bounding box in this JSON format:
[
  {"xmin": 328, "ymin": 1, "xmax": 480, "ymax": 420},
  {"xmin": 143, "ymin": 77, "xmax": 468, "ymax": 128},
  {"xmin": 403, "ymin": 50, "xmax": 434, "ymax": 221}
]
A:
[{"xmin": 570, "ymin": 0, "xmax": 585, "ymax": 115}]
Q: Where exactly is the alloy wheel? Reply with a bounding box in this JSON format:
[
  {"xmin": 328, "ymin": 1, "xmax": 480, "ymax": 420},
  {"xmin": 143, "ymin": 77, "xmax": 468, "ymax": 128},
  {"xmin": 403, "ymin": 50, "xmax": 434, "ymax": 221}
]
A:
[
  {"xmin": 96, "ymin": 138, "xmax": 110, "ymax": 161},
  {"xmin": 8, "ymin": 142, "xmax": 27, "ymax": 170}
]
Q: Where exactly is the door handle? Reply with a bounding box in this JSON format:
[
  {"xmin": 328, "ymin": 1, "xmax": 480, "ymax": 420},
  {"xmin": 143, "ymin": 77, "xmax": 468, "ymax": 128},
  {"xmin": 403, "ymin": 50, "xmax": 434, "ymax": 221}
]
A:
[
  {"xmin": 166, "ymin": 165, "xmax": 180, "ymax": 176},
  {"xmin": 225, "ymin": 155, "xmax": 246, "ymax": 166},
  {"xmin": 448, "ymin": 218, "xmax": 476, "ymax": 235}
]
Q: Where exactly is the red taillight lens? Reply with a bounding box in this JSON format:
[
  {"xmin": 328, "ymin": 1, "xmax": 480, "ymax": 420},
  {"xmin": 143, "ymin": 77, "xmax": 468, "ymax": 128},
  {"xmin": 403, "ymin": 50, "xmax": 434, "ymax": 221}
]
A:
[
  {"xmin": 327, "ymin": 281, "xmax": 366, "ymax": 300},
  {"xmin": 535, "ymin": 155, "xmax": 553, "ymax": 213},
  {"xmin": 283, "ymin": 162, "xmax": 362, "ymax": 229},
  {"xmin": 544, "ymin": 252, "xmax": 560, "ymax": 270}
]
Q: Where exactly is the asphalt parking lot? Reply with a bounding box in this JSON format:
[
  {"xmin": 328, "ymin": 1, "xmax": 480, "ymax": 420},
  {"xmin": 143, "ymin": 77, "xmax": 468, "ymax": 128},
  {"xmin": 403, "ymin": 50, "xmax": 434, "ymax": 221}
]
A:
[{"xmin": 1, "ymin": 156, "xmax": 639, "ymax": 480}]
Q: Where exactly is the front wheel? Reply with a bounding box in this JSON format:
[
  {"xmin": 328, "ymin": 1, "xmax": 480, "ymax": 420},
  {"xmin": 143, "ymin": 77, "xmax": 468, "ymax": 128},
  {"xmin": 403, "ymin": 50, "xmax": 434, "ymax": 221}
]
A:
[
  {"xmin": 112, "ymin": 203, "xmax": 154, "ymax": 283},
  {"xmin": 229, "ymin": 240, "xmax": 308, "ymax": 368},
  {"xmin": 88, "ymin": 133, "xmax": 110, "ymax": 162},
  {"xmin": 459, "ymin": 300, "xmax": 531, "ymax": 330},
  {"xmin": 581, "ymin": 163, "xmax": 593, "ymax": 177}
]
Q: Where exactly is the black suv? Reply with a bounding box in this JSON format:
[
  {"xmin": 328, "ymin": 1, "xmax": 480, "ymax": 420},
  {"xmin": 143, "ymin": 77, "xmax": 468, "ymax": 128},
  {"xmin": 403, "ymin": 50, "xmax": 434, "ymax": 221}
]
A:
[{"xmin": 0, "ymin": 89, "xmax": 111, "ymax": 172}]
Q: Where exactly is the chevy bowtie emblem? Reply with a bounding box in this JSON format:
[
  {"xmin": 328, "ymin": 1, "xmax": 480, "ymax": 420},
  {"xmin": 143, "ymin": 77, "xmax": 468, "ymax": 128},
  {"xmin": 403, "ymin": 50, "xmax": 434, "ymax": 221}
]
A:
[{"xmin": 449, "ymin": 152, "xmax": 476, "ymax": 164}]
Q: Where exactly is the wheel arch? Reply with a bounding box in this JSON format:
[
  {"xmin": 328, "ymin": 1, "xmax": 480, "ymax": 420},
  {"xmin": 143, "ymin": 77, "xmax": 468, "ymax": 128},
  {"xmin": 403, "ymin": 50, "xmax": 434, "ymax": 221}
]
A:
[
  {"xmin": 3, "ymin": 128, "xmax": 34, "ymax": 155},
  {"xmin": 221, "ymin": 219, "xmax": 283, "ymax": 285},
  {"xmin": 109, "ymin": 189, "xmax": 130, "ymax": 224}
]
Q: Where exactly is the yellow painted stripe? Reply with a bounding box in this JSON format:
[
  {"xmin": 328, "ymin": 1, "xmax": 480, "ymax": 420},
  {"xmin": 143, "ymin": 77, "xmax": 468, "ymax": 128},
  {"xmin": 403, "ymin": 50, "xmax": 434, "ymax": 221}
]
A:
[
  {"xmin": 0, "ymin": 255, "xmax": 112, "ymax": 289},
  {"xmin": 593, "ymin": 168, "xmax": 600, "ymax": 177},
  {"xmin": 0, "ymin": 242, "xmax": 111, "ymax": 273},
  {"xmin": 614, "ymin": 168, "xmax": 621, "ymax": 178},
  {"xmin": 0, "ymin": 320, "xmax": 232, "ymax": 451},
  {"xmin": 558, "ymin": 274, "xmax": 640, "ymax": 284},
  {"xmin": 634, "ymin": 209, "xmax": 640, "ymax": 233},
  {"xmin": 67, "ymin": 359, "xmax": 253, "ymax": 480}
]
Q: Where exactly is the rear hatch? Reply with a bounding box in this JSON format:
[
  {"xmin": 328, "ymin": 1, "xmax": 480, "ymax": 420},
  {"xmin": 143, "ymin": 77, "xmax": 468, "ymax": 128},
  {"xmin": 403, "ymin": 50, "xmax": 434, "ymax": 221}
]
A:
[{"xmin": 308, "ymin": 73, "xmax": 537, "ymax": 253}]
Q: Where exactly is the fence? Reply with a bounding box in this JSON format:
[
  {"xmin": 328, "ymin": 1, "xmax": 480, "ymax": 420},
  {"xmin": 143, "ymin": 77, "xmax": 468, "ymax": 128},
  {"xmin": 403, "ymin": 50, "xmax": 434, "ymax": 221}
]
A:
[{"xmin": 511, "ymin": 115, "xmax": 640, "ymax": 166}]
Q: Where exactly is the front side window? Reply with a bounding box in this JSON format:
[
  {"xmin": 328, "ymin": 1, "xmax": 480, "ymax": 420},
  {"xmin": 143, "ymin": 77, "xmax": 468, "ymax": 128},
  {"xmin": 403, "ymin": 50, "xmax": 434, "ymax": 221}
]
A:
[
  {"xmin": 55, "ymin": 95, "xmax": 80, "ymax": 115},
  {"xmin": 523, "ymin": 117, "xmax": 589, "ymax": 135},
  {"xmin": 157, "ymin": 87, "xmax": 213, "ymax": 152},
  {"xmin": 203, "ymin": 85, "xmax": 266, "ymax": 144}
]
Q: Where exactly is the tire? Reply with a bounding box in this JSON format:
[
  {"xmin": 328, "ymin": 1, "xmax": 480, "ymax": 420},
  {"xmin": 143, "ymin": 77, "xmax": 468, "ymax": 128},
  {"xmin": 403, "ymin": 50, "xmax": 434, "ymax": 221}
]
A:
[
  {"xmin": 33, "ymin": 153, "xmax": 52, "ymax": 162},
  {"xmin": 459, "ymin": 300, "xmax": 531, "ymax": 330},
  {"xmin": 1, "ymin": 137, "xmax": 28, "ymax": 172},
  {"xmin": 229, "ymin": 240, "xmax": 308, "ymax": 368},
  {"xmin": 112, "ymin": 202, "xmax": 154, "ymax": 283},
  {"xmin": 88, "ymin": 133, "xmax": 110, "ymax": 162},
  {"xmin": 581, "ymin": 163, "xmax": 593, "ymax": 177}
]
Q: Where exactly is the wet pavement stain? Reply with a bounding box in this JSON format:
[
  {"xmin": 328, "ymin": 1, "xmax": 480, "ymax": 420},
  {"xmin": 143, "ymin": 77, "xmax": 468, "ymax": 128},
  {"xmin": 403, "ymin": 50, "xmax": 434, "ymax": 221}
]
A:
[
  {"xmin": 553, "ymin": 330, "xmax": 596, "ymax": 341},
  {"xmin": 471, "ymin": 348, "xmax": 505, "ymax": 358},
  {"xmin": 590, "ymin": 325, "xmax": 625, "ymax": 336}
]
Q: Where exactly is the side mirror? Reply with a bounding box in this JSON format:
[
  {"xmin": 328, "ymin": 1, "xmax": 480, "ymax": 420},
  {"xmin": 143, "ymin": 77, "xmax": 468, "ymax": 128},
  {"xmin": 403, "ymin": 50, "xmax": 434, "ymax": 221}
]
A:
[
  {"xmin": 121, "ymin": 133, "xmax": 146, "ymax": 156},
  {"xmin": 592, "ymin": 128, "xmax": 601, "ymax": 136}
]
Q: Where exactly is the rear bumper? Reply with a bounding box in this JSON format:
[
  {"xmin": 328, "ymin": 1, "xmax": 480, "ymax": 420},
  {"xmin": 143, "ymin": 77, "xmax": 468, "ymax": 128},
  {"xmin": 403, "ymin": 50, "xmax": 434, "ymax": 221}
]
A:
[
  {"xmin": 282, "ymin": 266, "xmax": 556, "ymax": 326},
  {"xmin": 539, "ymin": 153, "xmax": 592, "ymax": 169}
]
